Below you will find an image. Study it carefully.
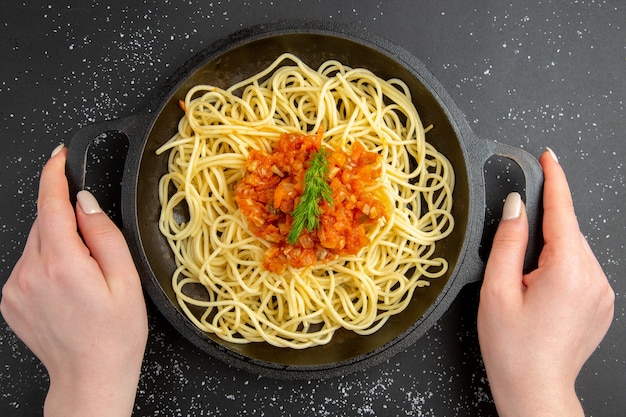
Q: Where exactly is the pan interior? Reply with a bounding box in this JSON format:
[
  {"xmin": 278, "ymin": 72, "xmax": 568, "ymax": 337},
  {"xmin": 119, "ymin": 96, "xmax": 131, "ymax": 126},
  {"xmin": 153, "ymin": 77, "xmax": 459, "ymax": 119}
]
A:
[{"xmin": 136, "ymin": 32, "xmax": 470, "ymax": 367}]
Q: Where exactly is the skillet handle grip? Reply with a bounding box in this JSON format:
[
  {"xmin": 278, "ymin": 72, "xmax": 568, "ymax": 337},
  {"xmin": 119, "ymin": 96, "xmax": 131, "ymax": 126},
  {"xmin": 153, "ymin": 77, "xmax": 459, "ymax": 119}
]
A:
[
  {"xmin": 460, "ymin": 141, "xmax": 543, "ymax": 287},
  {"xmin": 489, "ymin": 141, "xmax": 544, "ymax": 273},
  {"xmin": 66, "ymin": 115, "xmax": 141, "ymax": 206}
]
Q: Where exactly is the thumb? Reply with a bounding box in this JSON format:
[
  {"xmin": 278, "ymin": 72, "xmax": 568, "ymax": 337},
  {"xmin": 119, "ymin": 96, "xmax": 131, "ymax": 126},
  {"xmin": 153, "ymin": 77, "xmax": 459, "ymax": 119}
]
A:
[
  {"xmin": 484, "ymin": 192, "xmax": 529, "ymax": 296},
  {"xmin": 75, "ymin": 190, "xmax": 140, "ymax": 291}
]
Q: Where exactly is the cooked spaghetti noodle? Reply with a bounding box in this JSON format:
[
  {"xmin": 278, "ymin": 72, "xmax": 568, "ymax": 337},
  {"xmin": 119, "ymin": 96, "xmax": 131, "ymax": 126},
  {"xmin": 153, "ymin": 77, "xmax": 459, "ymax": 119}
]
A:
[{"xmin": 156, "ymin": 53, "xmax": 454, "ymax": 348}]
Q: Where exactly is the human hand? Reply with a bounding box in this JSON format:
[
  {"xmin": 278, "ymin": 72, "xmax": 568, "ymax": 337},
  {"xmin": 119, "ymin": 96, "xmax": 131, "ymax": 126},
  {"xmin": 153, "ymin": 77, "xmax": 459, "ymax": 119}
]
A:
[
  {"xmin": 477, "ymin": 149, "xmax": 615, "ymax": 417},
  {"xmin": 1, "ymin": 145, "xmax": 148, "ymax": 417}
]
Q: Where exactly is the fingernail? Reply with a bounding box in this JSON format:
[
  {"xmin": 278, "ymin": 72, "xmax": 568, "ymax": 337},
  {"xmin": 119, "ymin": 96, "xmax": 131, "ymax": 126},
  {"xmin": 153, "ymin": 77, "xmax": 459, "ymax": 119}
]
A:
[
  {"xmin": 77, "ymin": 190, "xmax": 102, "ymax": 214},
  {"xmin": 546, "ymin": 147, "xmax": 559, "ymax": 163},
  {"xmin": 51, "ymin": 144, "xmax": 65, "ymax": 158},
  {"xmin": 502, "ymin": 192, "xmax": 522, "ymax": 220}
]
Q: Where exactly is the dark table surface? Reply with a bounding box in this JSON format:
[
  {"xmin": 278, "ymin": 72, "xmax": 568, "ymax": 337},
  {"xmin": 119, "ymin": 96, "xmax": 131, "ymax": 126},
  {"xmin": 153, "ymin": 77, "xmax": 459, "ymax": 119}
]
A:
[{"xmin": 1, "ymin": 1, "xmax": 624, "ymax": 416}]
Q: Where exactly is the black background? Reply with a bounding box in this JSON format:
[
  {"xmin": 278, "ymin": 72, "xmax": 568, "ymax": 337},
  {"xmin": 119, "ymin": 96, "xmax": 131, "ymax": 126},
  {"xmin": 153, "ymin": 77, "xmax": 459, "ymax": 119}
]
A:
[{"xmin": 1, "ymin": 1, "xmax": 624, "ymax": 416}]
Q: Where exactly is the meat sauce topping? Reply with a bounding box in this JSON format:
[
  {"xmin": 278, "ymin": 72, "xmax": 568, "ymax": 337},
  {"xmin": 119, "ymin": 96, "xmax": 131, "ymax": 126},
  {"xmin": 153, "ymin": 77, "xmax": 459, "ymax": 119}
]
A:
[{"xmin": 235, "ymin": 132, "xmax": 387, "ymax": 273}]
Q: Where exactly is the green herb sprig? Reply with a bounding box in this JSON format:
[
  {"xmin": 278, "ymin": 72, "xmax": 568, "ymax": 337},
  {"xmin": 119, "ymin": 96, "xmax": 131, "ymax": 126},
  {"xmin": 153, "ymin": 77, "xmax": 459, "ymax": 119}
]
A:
[{"xmin": 287, "ymin": 146, "xmax": 333, "ymax": 245}]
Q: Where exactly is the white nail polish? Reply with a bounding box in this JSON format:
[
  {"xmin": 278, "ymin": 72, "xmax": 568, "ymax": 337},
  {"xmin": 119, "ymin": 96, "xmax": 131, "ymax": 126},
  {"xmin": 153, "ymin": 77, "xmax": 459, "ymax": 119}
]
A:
[
  {"xmin": 546, "ymin": 147, "xmax": 559, "ymax": 163},
  {"xmin": 77, "ymin": 190, "xmax": 102, "ymax": 214},
  {"xmin": 502, "ymin": 192, "xmax": 522, "ymax": 220},
  {"xmin": 51, "ymin": 144, "xmax": 64, "ymax": 158}
]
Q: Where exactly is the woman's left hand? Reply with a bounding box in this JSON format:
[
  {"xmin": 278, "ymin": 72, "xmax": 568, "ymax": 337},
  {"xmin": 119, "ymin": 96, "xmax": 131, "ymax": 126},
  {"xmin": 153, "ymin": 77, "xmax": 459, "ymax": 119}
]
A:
[{"xmin": 1, "ymin": 145, "xmax": 148, "ymax": 417}]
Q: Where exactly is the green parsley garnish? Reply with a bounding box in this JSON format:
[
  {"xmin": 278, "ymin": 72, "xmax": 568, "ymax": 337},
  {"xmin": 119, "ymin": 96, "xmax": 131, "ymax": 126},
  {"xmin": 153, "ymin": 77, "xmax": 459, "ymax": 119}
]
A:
[{"xmin": 286, "ymin": 146, "xmax": 333, "ymax": 245}]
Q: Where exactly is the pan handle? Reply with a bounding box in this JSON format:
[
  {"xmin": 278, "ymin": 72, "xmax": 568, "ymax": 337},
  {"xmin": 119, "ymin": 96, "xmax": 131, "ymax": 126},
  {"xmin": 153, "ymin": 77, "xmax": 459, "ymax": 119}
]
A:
[
  {"xmin": 458, "ymin": 140, "xmax": 544, "ymax": 287},
  {"xmin": 485, "ymin": 141, "xmax": 544, "ymax": 272},
  {"xmin": 66, "ymin": 114, "xmax": 143, "ymax": 205}
]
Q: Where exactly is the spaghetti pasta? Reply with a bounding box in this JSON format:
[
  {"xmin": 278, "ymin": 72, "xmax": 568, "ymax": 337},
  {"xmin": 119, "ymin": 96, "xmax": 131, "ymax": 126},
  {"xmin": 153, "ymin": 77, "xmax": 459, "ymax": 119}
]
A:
[{"xmin": 156, "ymin": 53, "xmax": 454, "ymax": 348}]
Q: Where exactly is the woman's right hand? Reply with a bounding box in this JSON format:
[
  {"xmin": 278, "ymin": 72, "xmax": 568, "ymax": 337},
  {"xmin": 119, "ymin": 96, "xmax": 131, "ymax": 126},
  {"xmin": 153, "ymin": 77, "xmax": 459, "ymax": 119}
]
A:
[{"xmin": 477, "ymin": 149, "xmax": 615, "ymax": 417}]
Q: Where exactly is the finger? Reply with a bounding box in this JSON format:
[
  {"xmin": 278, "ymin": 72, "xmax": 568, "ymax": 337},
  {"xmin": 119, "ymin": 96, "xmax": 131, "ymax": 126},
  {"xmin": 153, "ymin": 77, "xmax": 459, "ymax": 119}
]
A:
[
  {"xmin": 483, "ymin": 192, "xmax": 529, "ymax": 299},
  {"xmin": 539, "ymin": 149, "xmax": 581, "ymax": 246},
  {"xmin": 36, "ymin": 145, "xmax": 84, "ymax": 255},
  {"xmin": 75, "ymin": 190, "xmax": 140, "ymax": 291}
]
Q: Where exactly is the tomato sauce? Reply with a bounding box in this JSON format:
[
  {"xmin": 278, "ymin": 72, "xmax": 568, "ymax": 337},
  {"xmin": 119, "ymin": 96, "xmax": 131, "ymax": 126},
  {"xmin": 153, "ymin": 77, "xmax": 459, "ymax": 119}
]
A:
[{"xmin": 235, "ymin": 132, "xmax": 387, "ymax": 273}]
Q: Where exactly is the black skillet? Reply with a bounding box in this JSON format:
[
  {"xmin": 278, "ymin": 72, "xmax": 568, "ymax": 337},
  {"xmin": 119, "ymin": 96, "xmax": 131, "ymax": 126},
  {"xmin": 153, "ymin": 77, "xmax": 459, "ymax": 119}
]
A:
[{"xmin": 67, "ymin": 20, "xmax": 543, "ymax": 380}]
